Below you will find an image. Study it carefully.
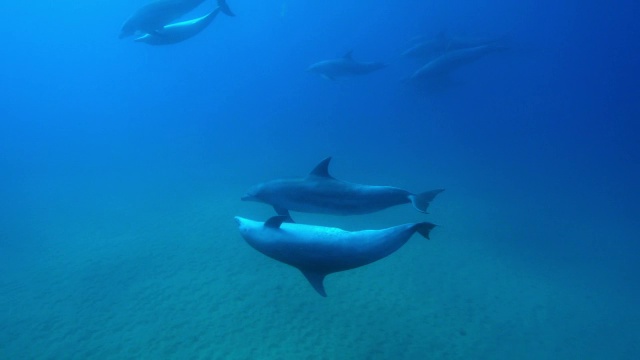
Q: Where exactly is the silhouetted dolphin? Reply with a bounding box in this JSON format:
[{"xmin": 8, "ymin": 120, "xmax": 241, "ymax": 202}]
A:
[
  {"xmin": 306, "ymin": 51, "xmax": 386, "ymax": 80},
  {"xmin": 235, "ymin": 215, "xmax": 437, "ymax": 296},
  {"xmin": 402, "ymin": 32, "xmax": 506, "ymax": 59},
  {"xmin": 134, "ymin": 1, "xmax": 234, "ymax": 45},
  {"xmin": 406, "ymin": 44, "xmax": 508, "ymax": 83},
  {"xmin": 242, "ymin": 157, "xmax": 444, "ymax": 218},
  {"xmin": 119, "ymin": 0, "xmax": 233, "ymax": 39}
]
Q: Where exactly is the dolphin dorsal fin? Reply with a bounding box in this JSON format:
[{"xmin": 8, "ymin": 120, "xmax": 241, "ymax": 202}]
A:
[
  {"xmin": 300, "ymin": 270, "xmax": 328, "ymax": 297},
  {"xmin": 308, "ymin": 157, "xmax": 333, "ymax": 178},
  {"xmin": 343, "ymin": 50, "xmax": 353, "ymax": 60},
  {"xmin": 264, "ymin": 215, "xmax": 289, "ymax": 228}
]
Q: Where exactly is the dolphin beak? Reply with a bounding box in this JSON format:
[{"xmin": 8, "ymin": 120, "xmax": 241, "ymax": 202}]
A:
[{"xmin": 234, "ymin": 216, "xmax": 241, "ymax": 226}]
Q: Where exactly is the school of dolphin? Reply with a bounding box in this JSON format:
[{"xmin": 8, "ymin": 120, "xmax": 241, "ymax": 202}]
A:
[
  {"xmin": 120, "ymin": 0, "xmax": 510, "ymax": 89},
  {"xmin": 119, "ymin": 1, "xmax": 513, "ymax": 296},
  {"xmin": 119, "ymin": 0, "xmax": 454, "ymax": 296}
]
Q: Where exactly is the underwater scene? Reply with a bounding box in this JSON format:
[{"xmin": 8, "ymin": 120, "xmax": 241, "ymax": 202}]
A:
[{"xmin": 1, "ymin": 0, "xmax": 639, "ymax": 359}]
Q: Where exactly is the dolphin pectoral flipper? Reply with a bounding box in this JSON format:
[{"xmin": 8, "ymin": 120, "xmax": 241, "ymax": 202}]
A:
[
  {"xmin": 409, "ymin": 189, "xmax": 445, "ymax": 213},
  {"xmin": 264, "ymin": 215, "xmax": 290, "ymax": 228},
  {"xmin": 273, "ymin": 207, "xmax": 294, "ymax": 222},
  {"xmin": 300, "ymin": 270, "xmax": 328, "ymax": 297}
]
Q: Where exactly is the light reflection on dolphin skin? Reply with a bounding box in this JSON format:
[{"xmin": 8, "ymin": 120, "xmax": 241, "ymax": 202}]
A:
[
  {"xmin": 235, "ymin": 215, "xmax": 437, "ymax": 296},
  {"xmin": 119, "ymin": 0, "xmax": 233, "ymax": 39},
  {"xmin": 242, "ymin": 157, "xmax": 444, "ymax": 219},
  {"xmin": 134, "ymin": 0, "xmax": 234, "ymax": 45}
]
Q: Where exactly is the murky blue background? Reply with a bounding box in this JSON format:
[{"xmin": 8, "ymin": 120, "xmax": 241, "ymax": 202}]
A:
[{"xmin": 1, "ymin": 1, "xmax": 638, "ymax": 358}]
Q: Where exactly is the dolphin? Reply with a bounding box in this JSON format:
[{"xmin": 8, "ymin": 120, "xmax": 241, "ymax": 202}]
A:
[
  {"xmin": 306, "ymin": 51, "xmax": 386, "ymax": 80},
  {"xmin": 402, "ymin": 32, "xmax": 506, "ymax": 59},
  {"xmin": 119, "ymin": 0, "xmax": 233, "ymax": 39},
  {"xmin": 406, "ymin": 44, "xmax": 508, "ymax": 83},
  {"xmin": 401, "ymin": 32, "xmax": 450, "ymax": 59},
  {"xmin": 134, "ymin": 2, "xmax": 234, "ymax": 45},
  {"xmin": 235, "ymin": 215, "xmax": 437, "ymax": 296},
  {"xmin": 242, "ymin": 157, "xmax": 444, "ymax": 219}
]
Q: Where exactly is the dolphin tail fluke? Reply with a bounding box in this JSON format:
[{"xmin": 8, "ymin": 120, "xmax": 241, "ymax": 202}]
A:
[
  {"xmin": 413, "ymin": 222, "xmax": 437, "ymax": 240},
  {"xmin": 301, "ymin": 270, "xmax": 328, "ymax": 297},
  {"xmin": 409, "ymin": 189, "xmax": 444, "ymax": 213},
  {"xmin": 217, "ymin": 0, "xmax": 235, "ymax": 16}
]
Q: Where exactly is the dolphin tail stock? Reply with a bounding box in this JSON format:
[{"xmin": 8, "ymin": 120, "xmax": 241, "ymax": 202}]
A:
[
  {"xmin": 412, "ymin": 222, "xmax": 437, "ymax": 240},
  {"xmin": 409, "ymin": 189, "xmax": 444, "ymax": 213},
  {"xmin": 217, "ymin": 0, "xmax": 235, "ymax": 16}
]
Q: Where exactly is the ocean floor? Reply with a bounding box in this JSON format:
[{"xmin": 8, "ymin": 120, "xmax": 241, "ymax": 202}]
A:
[{"xmin": 1, "ymin": 182, "xmax": 638, "ymax": 359}]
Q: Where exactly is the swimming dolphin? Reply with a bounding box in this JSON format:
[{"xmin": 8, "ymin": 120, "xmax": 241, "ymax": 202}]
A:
[
  {"xmin": 402, "ymin": 32, "xmax": 506, "ymax": 59},
  {"xmin": 134, "ymin": 2, "xmax": 234, "ymax": 45},
  {"xmin": 235, "ymin": 215, "xmax": 437, "ymax": 296},
  {"xmin": 306, "ymin": 51, "xmax": 386, "ymax": 80},
  {"xmin": 242, "ymin": 157, "xmax": 444, "ymax": 219},
  {"xmin": 119, "ymin": 0, "xmax": 233, "ymax": 39},
  {"xmin": 406, "ymin": 44, "xmax": 508, "ymax": 83}
]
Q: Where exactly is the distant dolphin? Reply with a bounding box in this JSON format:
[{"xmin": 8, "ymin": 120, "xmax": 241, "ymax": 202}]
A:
[
  {"xmin": 402, "ymin": 32, "xmax": 450, "ymax": 58},
  {"xmin": 119, "ymin": 0, "xmax": 233, "ymax": 39},
  {"xmin": 402, "ymin": 32, "xmax": 506, "ymax": 59},
  {"xmin": 406, "ymin": 44, "xmax": 508, "ymax": 83},
  {"xmin": 242, "ymin": 157, "xmax": 444, "ymax": 219},
  {"xmin": 134, "ymin": 2, "xmax": 234, "ymax": 45},
  {"xmin": 235, "ymin": 215, "xmax": 437, "ymax": 296},
  {"xmin": 306, "ymin": 51, "xmax": 386, "ymax": 80}
]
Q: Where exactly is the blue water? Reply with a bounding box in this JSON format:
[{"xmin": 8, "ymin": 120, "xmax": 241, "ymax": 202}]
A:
[{"xmin": 1, "ymin": 0, "xmax": 639, "ymax": 358}]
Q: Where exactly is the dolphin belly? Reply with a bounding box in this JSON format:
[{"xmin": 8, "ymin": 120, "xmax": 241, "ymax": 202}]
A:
[
  {"xmin": 120, "ymin": 0, "xmax": 207, "ymax": 38},
  {"xmin": 235, "ymin": 216, "xmax": 436, "ymax": 296}
]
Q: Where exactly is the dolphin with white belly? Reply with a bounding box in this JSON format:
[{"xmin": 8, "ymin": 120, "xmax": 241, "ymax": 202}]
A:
[
  {"xmin": 242, "ymin": 157, "xmax": 444, "ymax": 219},
  {"xmin": 119, "ymin": 0, "xmax": 233, "ymax": 39},
  {"xmin": 235, "ymin": 215, "xmax": 437, "ymax": 296},
  {"xmin": 134, "ymin": 1, "xmax": 234, "ymax": 45},
  {"xmin": 306, "ymin": 51, "xmax": 386, "ymax": 80}
]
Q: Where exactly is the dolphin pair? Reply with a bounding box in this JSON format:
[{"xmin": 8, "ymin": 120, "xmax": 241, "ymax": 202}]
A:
[
  {"xmin": 241, "ymin": 157, "xmax": 444, "ymax": 219},
  {"xmin": 237, "ymin": 157, "xmax": 443, "ymax": 296},
  {"xmin": 306, "ymin": 51, "xmax": 386, "ymax": 80},
  {"xmin": 120, "ymin": 0, "xmax": 234, "ymax": 44},
  {"xmin": 235, "ymin": 215, "xmax": 436, "ymax": 297}
]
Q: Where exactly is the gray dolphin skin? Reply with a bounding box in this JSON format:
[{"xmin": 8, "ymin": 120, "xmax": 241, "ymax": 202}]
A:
[
  {"xmin": 235, "ymin": 215, "xmax": 436, "ymax": 296},
  {"xmin": 306, "ymin": 51, "xmax": 386, "ymax": 80},
  {"xmin": 242, "ymin": 157, "xmax": 444, "ymax": 218},
  {"xmin": 134, "ymin": 1, "xmax": 234, "ymax": 45},
  {"xmin": 120, "ymin": 0, "xmax": 233, "ymax": 39},
  {"xmin": 407, "ymin": 44, "xmax": 508, "ymax": 82}
]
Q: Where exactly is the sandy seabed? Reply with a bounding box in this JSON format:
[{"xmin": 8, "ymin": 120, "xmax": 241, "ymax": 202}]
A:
[{"xmin": 1, "ymin": 186, "xmax": 638, "ymax": 360}]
